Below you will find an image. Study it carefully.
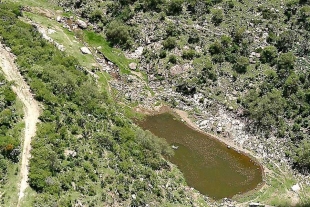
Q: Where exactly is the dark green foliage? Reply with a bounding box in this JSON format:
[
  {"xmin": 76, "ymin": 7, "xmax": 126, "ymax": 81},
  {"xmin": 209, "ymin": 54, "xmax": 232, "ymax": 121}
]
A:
[
  {"xmin": 276, "ymin": 30, "xmax": 296, "ymax": 52},
  {"xmin": 187, "ymin": 0, "xmax": 222, "ymax": 14},
  {"xmin": 168, "ymin": 55, "xmax": 177, "ymax": 63},
  {"xmin": 211, "ymin": 9, "xmax": 224, "ymax": 25},
  {"xmin": 231, "ymin": 27, "xmax": 246, "ymax": 44},
  {"xmin": 243, "ymin": 89, "xmax": 286, "ymax": 130},
  {"xmin": 209, "ymin": 41, "xmax": 224, "ymax": 58},
  {"xmin": 159, "ymin": 49, "xmax": 167, "ymax": 58},
  {"xmin": 167, "ymin": 0, "xmax": 183, "ymax": 15},
  {"xmin": 89, "ymin": 9, "xmax": 103, "ymax": 23},
  {"xmin": 233, "ymin": 56, "xmax": 249, "ymax": 73},
  {"xmin": 283, "ymin": 72, "xmax": 299, "ymax": 97},
  {"xmin": 209, "ymin": 35, "xmax": 242, "ymax": 63},
  {"xmin": 293, "ymin": 140, "xmax": 310, "ymax": 172},
  {"xmin": 260, "ymin": 46, "xmax": 278, "ymax": 65},
  {"xmin": 0, "ymin": 74, "xmax": 21, "ymax": 161},
  {"xmin": 106, "ymin": 20, "xmax": 133, "ymax": 49},
  {"xmin": 163, "ymin": 37, "xmax": 177, "ymax": 50},
  {"xmin": 266, "ymin": 32, "xmax": 278, "ymax": 44},
  {"xmin": 165, "ymin": 22, "xmax": 180, "ymax": 37},
  {"xmin": 261, "ymin": 7, "xmax": 278, "ymax": 19},
  {"xmin": 277, "ymin": 52, "xmax": 296, "ymax": 79},
  {"xmin": 144, "ymin": 0, "xmax": 166, "ymax": 11},
  {"xmin": 298, "ymin": 6, "xmax": 310, "ymax": 30},
  {"xmin": 201, "ymin": 66, "xmax": 217, "ymax": 82},
  {"xmin": 182, "ymin": 49, "xmax": 196, "ymax": 60},
  {"xmin": 188, "ymin": 30, "xmax": 200, "ymax": 44}
]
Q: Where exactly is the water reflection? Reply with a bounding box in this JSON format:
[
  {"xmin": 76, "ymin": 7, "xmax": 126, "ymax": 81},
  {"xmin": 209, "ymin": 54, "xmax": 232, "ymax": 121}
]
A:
[{"xmin": 137, "ymin": 113, "xmax": 262, "ymax": 200}]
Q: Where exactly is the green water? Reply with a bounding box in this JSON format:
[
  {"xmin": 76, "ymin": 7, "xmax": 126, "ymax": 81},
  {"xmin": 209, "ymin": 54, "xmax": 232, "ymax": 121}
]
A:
[{"xmin": 136, "ymin": 113, "xmax": 263, "ymax": 200}]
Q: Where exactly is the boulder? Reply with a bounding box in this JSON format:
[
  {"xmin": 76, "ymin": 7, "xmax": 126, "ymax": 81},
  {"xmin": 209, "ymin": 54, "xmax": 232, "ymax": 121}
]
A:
[
  {"xmin": 135, "ymin": 46, "xmax": 144, "ymax": 57},
  {"xmin": 76, "ymin": 19, "xmax": 87, "ymax": 29},
  {"xmin": 291, "ymin": 183, "xmax": 300, "ymax": 192},
  {"xmin": 64, "ymin": 149, "xmax": 77, "ymax": 157},
  {"xmin": 199, "ymin": 120, "xmax": 208, "ymax": 126},
  {"xmin": 47, "ymin": 29, "xmax": 56, "ymax": 34},
  {"xmin": 80, "ymin": 47, "xmax": 91, "ymax": 54},
  {"xmin": 129, "ymin": 62, "xmax": 137, "ymax": 70},
  {"xmin": 5, "ymin": 47, "xmax": 11, "ymax": 52},
  {"xmin": 57, "ymin": 44, "xmax": 65, "ymax": 51},
  {"xmin": 217, "ymin": 127, "xmax": 222, "ymax": 133},
  {"xmin": 56, "ymin": 16, "xmax": 62, "ymax": 22}
]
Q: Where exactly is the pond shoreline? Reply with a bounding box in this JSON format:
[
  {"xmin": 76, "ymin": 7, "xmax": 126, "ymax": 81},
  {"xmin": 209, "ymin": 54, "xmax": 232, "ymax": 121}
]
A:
[{"xmin": 135, "ymin": 105, "xmax": 266, "ymax": 200}]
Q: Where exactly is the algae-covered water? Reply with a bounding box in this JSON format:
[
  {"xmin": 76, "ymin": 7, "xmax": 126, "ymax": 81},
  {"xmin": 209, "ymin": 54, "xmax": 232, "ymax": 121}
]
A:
[{"xmin": 137, "ymin": 113, "xmax": 262, "ymax": 200}]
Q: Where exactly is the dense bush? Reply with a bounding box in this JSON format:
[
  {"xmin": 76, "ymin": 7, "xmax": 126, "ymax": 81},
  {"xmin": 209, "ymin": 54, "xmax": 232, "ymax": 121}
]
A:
[
  {"xmin": 182, "ymin": 49, "xmax": 196, "ymax": 60},
  {"xmin": 0, "ymin": 73, "xmax": 22, "ymax": 162},
  {"xmin": 163, "ymin": 36, "xmax": 177, "ymax": 50},
  {"xmin": 211, "ymin": 9, "xmax": 224, "ymax": 25},
  {"xmin": 168, "ymin": 54, "xmax": 177, "ymax": 63},
  {"xmin": 106, "ymin": 20, "xmax": 133, "ymax": 49},
  {"xmin": 233, "ymin": 56, "xmax": 249, "ymax": 73},
  {"xmin": 167, "ymin": 0, "xmax": 183, "ymax": 15},
  {"xmin": 260, "ymin": 46, "xmax": 278, "ymax": 65}
]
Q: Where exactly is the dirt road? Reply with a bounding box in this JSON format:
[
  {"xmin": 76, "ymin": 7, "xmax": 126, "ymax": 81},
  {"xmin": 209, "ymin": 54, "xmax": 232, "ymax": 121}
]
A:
[{"xmin": 0, "ymin": 43, "xmax": 40, "ymax": 206}]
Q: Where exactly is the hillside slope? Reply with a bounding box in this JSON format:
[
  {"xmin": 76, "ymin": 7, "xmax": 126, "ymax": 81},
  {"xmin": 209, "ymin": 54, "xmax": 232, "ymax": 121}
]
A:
[
  {"xmin": 1, "ymin": 0, "xmax": 310, "ymax": 206},
  {"xmin": 55, "ymin": 0, "xmax": 310, "ymax": 174},
  {"xmin": 0, "ymin": 3, "xmax": 211, "ymax": 206}
]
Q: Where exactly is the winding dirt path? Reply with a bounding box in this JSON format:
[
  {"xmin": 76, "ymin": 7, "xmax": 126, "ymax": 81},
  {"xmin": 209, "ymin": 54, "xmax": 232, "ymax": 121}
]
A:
[{"xmin": 0, "ymin": 43, "xmax": 40, "ymax": 206}]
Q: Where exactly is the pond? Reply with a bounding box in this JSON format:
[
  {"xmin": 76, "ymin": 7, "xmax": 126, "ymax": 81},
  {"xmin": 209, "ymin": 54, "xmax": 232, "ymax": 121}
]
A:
[{"xmin": 136, "ymin": 113, "xmax": 263, "ymax": 200}]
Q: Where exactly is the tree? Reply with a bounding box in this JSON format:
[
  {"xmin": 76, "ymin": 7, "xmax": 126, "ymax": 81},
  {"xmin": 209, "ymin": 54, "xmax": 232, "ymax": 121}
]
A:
[
  {"xmin": 277, "ymin": 52, "xmax": 296, "ymax": 79},
  {"xmin": 167, "ymin": 0, "xmax": 183, "ymax": 15},
  {"xmin": 168, "ymin": 55, "xmax": 177, "ymax": 63},
  {"xmin": 211, "ymin": 9, "xmax": 224, "ymax": 26},
  {"xmin": 188, "ymin": 30, "xmax": 200, "ymax": 44},
  {"xmin": 163, "ymin": 37, "xmax": 177, "ymax": 50},
  {"xmin": 182, "ymin": 49, "xmax": 196, "ymax": 60},
  {"xmin": 233, "ymin": 56, "xmax": 249, "ymax": 73},
  {"xmin": 144, "ymin": 0, "xmax": 165, "ymax": 11},
  {"xmin": 298, "ymin": 6, "xmax": 310, "ymax": 31},
  {"xmin": 165, "ymin": 22, "xmax": 179, "ymax": 37},
  {"xmin": 283, "ymin": 72, "xmax": 299, "ymax": 97},
  {"xmin": 89, "ymin": 9, "xmax": 103, "ymax": 23},
  {"xmin": 106, "ymin": 21, "xmax": 133, "ymax": 49},
  {"xmin": 220, "ymin": 35, "xmax": 232, "ymax": 47},
  {"xmin": 245, "ymin": 89, "xmax": 286, "ymax": 130},
  {"xmin": 260, "ymin": 46, "xmax": 278, "ymax": 65},
  {"xmin": 231, "ymin": 27, "xmax": 246, "ymax": 43},
  {"xmin": 276, "ymin": 30, "xmax": 296, "ymax": 52},
  {"xmin": 293, "ymin": 140, "xmax": 310, "ymax": 172},
  {"xmin": 3, "ymin": 87, "xmax": 16, "ymax": 105},
  {"xmin": 209, "ymin": 41, "xmax": 224, "ymax": 55}
]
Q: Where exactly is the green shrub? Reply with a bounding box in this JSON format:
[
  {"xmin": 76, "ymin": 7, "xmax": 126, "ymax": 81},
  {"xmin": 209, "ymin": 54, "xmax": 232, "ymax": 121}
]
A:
[
  {"xmin": 163, "ymin": 37, "xmax": 177, "ymax": 50},
  {"xmin": 168, "ymin": 55, "xmax": 177, "ymax": 63},
  {"xmin": 182, "ymin": 49, "xmax": 196, "ymax": 60},
  {"xmin": 260, "ymin": 46, "xmax": 278, "ymax": 65},
  {"xmin": 233, "ymin": 56, "xmax": 249, "ymax": 73},
  {"xmin": 167, "ymin": 0, "xmax": 183, "ymax": 15},
  {"xmin": 159, "ymin": 49, "xmax": 167, "ymax": 58},
  {"xmin": 106, "ymin": 20, "xmax": 133, "ymax": 49},
  {"xmin": 211, "ymin": 9, "xmax": 224, "ymax": 25}
]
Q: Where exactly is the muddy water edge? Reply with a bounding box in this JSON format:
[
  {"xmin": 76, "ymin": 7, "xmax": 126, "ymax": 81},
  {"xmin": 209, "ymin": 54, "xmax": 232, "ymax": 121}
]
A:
[{"xmin": 135, "ymin": 112, "xmax": 263, "ymax": 200}]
